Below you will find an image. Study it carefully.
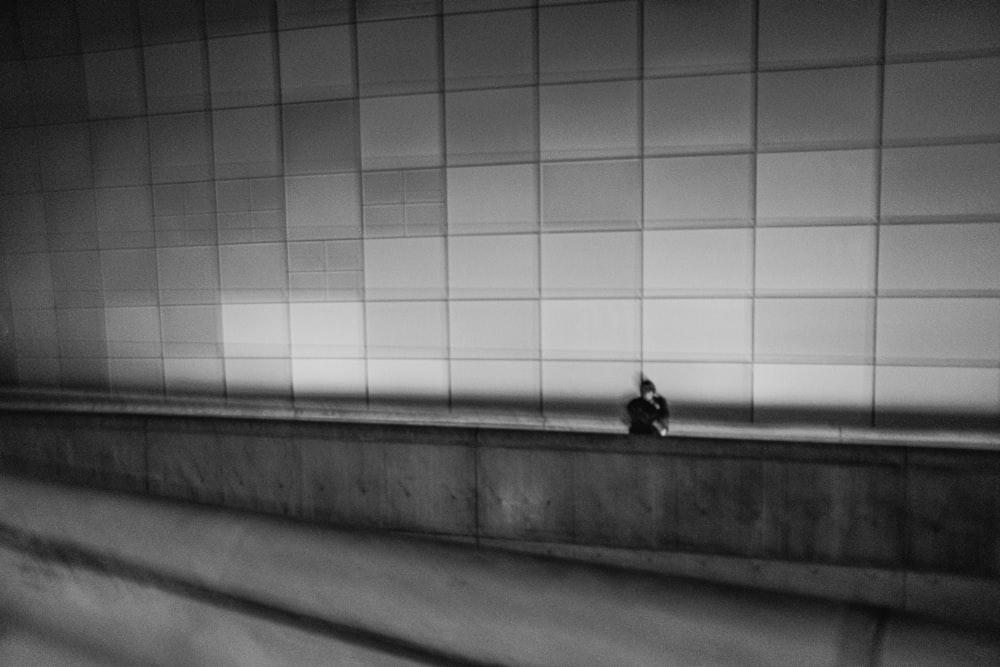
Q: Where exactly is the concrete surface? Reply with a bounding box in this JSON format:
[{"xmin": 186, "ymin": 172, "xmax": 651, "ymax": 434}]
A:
[
  {"xmin": 2, "ymin": 474, "xmax": 998, "ymax": 667},
  {"xmin": 2, "ymin": 400, "xmax": 998, "ymax": 632}
]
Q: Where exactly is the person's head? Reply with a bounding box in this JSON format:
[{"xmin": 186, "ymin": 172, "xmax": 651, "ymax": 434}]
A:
[{"xmin": 640, "ymin": 379, "xmax": 656, "ymax": 400}]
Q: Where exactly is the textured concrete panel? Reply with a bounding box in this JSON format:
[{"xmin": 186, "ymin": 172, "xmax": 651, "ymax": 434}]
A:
[
  {"xmin": 763, "ymin": 461, "xmax": 905, "ymax": 566},
  {"xmin": 675, "ymin": 456, "xmax": 765, "ymax": 557},
  {"xmin": 906, "ymin": 449, "xmax": 1000, "ymax": 576},
  {"xmin": 215, "ymin": 420, "xmax": 302, "ymax": 517},
  {"xmin": 478, "ymin": 448, "xmax": 574, "ymax": 542},
  {"xmin": 383, "ymin": 443, "xmax": 476, "ymax": 535},
  {"xmin": 299, "ymin": 437, "xmax": 386, "ymax": 528},
  {"xmin": 571, "ymin": 452, "xmax": 675, "ymax": 549},
  {"xmin": 147, "ymin": 418, "xmax": 223, "ymax": 504}
]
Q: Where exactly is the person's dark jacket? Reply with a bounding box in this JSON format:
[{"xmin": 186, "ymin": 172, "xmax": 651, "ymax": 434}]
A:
[{"xmin": 627, "ymin": 395, "xmax": 668, "ymax": 435}]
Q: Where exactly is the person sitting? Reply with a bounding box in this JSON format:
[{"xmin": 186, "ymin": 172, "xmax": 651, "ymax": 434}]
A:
[{"xmin": 627, "ymin": 379, "xmax": 669, "ymax": 436}]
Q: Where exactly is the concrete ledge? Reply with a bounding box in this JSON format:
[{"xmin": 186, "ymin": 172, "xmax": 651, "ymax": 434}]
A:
[{"xmin": 1, "ymin": 387, "xmax": 997, "ymax": 451}]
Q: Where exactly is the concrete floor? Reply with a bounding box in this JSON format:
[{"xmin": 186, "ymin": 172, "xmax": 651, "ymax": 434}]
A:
[{"xmin": 2, "ymin": 475, "xmax": 999, "ymax": 667}]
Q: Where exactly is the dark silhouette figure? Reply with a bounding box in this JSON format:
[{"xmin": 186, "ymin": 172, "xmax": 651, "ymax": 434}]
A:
[{"xmin": 627, "ymin": 379, "xmax": 669, "ymax": 436}]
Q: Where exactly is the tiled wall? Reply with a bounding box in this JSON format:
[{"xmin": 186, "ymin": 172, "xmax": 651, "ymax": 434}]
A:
[{"xmin": 1, "ymin": 0, "xmax": 998, "ymax": 426}]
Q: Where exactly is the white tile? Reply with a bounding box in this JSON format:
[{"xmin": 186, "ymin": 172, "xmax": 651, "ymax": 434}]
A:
[
  {"xmin": 365, "ymin": 236, "xmax": 446, "ymax": 300},
  {"xmin": 291, "ymin": 358, "xmax": 367, "ymax": 401},
  {"xmin": 451, "ymin": 359, "xmax": 540, "ymax": 409},
  {"xmin": 876, "ymin": 298, "xmax": 1000, "ymax": 365},
  {"xmin": 164, "ymin": 357, "xmax": 225, "ymax": 396},
  {"xmin": 104, "ymin": 306, "xmax": 161, "ymax": 358},
  {"xmin": 875, "ymin": 366, "xmax": 1000, "ymax": 424},
  {"xmin": 219, "ymin": 243, "xmax": 287, "ymax": 301},
  {"xmin": 643, "ymin": 228, "xmax": 753, "ymax": 296},
  {"xmin": 27, "ymin": 56, "xmax": 89, "ymax": 124},
  {"xmin": 282, "ymin": 100, "xmax": 358, "ymax": 174},
  {"xmin": 224, "ymin": 357, "xmax": 292, "ymax": 398},
  {"xmin": 91, "ymin": 118, "xmax": 150, "ymax": 187},
  {"xmin": 755, "ymin": 298, "xmax": 873, "ymax": 363},
  {"xmin": 540, "ymin": 81, "xmax": 639, "ymax": 160},
  {"xmin": 643, "ymin": 298, "xmax": 751, "ymax": 362},
  {"xmin": 643, "ymin": 0, "xmax": 754, "ymax": 76},
  {"xmin": 44, "ymin": 191, "xmax": 99, "ymax": 251},
  {"xmin": 445, "ymin": 87, "xmax": 537, "ymax": 164},
  {"xmin": 221, "ymin": 303, "xmax": 290, "ymax": 357},
  {"xmin": 643, "ymin": 154, "xmax": 753, "ymax": 228},
  {"xmin": 95, "ymin": 186, "xmax": 154, "ymax": 249},
  {"xmin": 450, "ymin": 300, "xmax": 538, "ymax": 359},
  {"xmin": 542, "ymin": 160, "xmax": 641, "ymax": 231},
  {"xmin": 157, "ymin": 246, "xmax": 220, "ymax": 305},
  {"xmin": 541, "ymin": 231, "xmax": 640, "ymax": 297},
  {"xmin": 753, "ymin": 364, "xmax": 873, "ymax": 425},
  {"xmin": 446, "ymin": 164, "xmax": 538, "ymax": 234},
  {"xmin": 100, "ymin": 248, "xmax": 159, "ymax": 306},
  {"xmin": 368, "ymin": 358, "xmax": 449, "ymax": 407},
  {"xmin": 881, "ymin": 144, "xmax": 1000, "ymax": 222},
  {"xmin": 84, "ymin": 48, "xmax": 144, "ymax": 117},
  {"xmin": 212, "ymin": 106, "xmax": 282, "ymax": 179},
  {"xmin": 444, "ymin": 9, "xmax": 535, "ymax": 89},
  {"xmin": 37, "ymin": 123, "xmax": 93, "ymax": 190},
  {"xmin": 49, "ymin": 252, "xmax": 103, "ymax": 300},
  {"xmin": 758, "ymin": 0, "xmax": 881, "ymax": 67},
  {"xmin": 644, "ymin": 74, "xmax": 752, "ymax": 154},
  {"xmin": 541, "ymin": 359, "xmax": 640, "ymax": 419},
  {"xmin": 884, "ymin": 57, "xmax": 1000, "ymax": 143},
  {"xmin": 109, "ymin": 358, "xmax": 164, "ymax": 394},
  {"xmin": 878, "ymin": 223, "xmax": 1000, "ymax": 295},
  {"xmin": 541, "ymin": 299, "xmax": 640, "ymax": 360},
  {"xmin": 758, "ymin": 66, "xmax": 879, "ymax": 149},
  {"xmin": 886, "ymin": 0, "xmax": 1000, "ymax": 58},
  {"xmin": 160, "ymin": 304, "xmax": 222, "ymax": 357},
  {"xmin": 448, "ymin": 234, "xmax": 539, "ymax": 299},
  {"xmin": 143, "ymin": 41, "xmax": 208, "ymax": 113},
  {"xmin": 366, "ymin": 301, "xmax": 448, "ymax": 358},
  {"xmin": 539, "ymin": 1, "xmax": 637, "ymax": 82},
  {"xmin": 357, "ymin": 17, "xmax": 439, "ymax": 96},
  {"xmin": 289, "ymin": 302, "xmax": 365, "ymax": 358},
  {"xmin": 149, "ymin": 112, "xmax": 213, "ymax": 183},
  {"xmin": 284, "ymin": 173, "xmax": 360, "ymax": 240},
  {"xmin": 278, "ymin": 25, "xmax": 355, "ymax": 102},
  {"xmin": 757, "ymin": 150, "xmax": 877, "ymax": 225},
  {"xmin": 755, "ymin": 226, "xmax": 876, "ymax": 295},
  {"xmin": 208, "ymin": 33, "xmax": 278, "ymax": 108},
  {"xmin": 360, "ymin": 94, "xmax": 442, "ymax": 170}
]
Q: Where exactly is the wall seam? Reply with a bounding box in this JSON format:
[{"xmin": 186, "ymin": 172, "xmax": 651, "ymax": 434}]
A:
[
  {"xmin": 267, "ymin": 0, "xmax": 293, "ymax": 405},
  {"xmin": 351, "ymin": 2, "xmax": 371, "ymax": 409},
  {"xmin": 749, "ymin": 0, "xmax": 760, "ymax": 423},
  {"xmin": 437, "ymin": 0, "xmax": 452, "ymax": 411},
  {"xmin": 637, "ymin": 0, "xmax": 645, "ymax": 388},
  {"xmin": 535, "ymin": 2, "xmax": 544, "ymax": 420},
  {"xmin": 130, "ymin": 0, "xmax": 166, "ymax": 400},
  {"xmin": 871, "ymin": 0, "xmax": 889, "ymax": 427}
]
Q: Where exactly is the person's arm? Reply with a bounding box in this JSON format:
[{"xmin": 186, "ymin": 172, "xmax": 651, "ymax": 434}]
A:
[{"xmin": 652, "ymin": 396, "xmax": 668, "ymax": 435}]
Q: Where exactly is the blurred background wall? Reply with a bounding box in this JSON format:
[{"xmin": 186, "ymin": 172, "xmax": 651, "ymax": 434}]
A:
[{"xmin": 0, "ymin": 0, "xmax": 998, "ymax": 426}]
